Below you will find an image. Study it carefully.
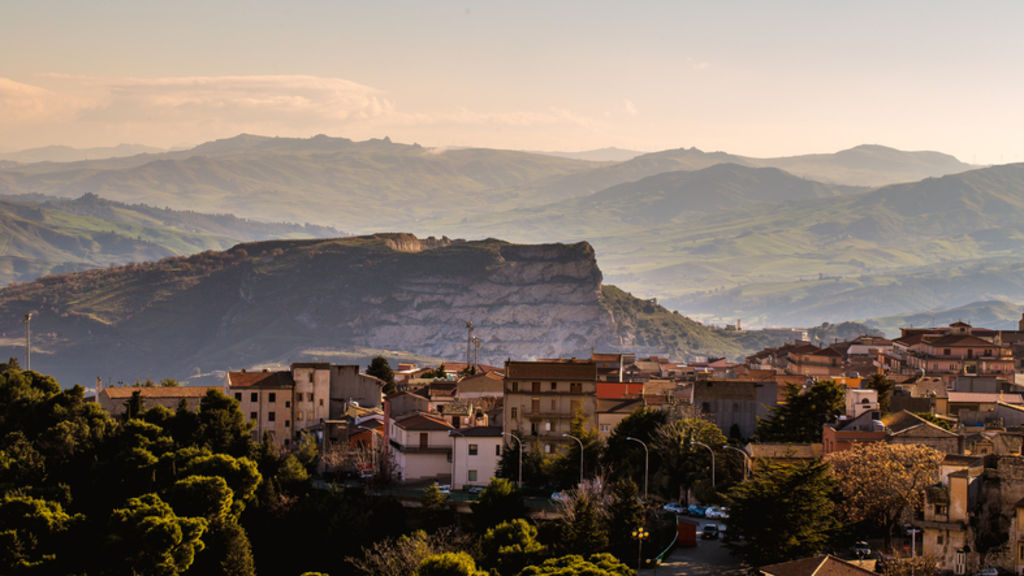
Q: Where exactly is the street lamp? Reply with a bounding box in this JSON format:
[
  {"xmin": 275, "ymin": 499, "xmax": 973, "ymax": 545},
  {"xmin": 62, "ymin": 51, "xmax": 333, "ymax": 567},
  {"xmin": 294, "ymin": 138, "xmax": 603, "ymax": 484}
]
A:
[
  {"xmin": 563, "ymin": 433, "xmax": 584, "ymax": 486},
  {"xmin": 626, "ymin": 436, "xmax": 649, "ymax": 500},
  {"xmin": 691, "ymin": 440, "xmax": 715, "ymax": 488},
  {"xmin": 631, "ymin": 525, "xmax": 649, "ymax": 574},
  {"xmin": 503, "ymin": 431, "xmax": 523, "ymax": 487},
  {"xmin": 721, "ymin": 445, "xmax": 751, "ymax": 481}
]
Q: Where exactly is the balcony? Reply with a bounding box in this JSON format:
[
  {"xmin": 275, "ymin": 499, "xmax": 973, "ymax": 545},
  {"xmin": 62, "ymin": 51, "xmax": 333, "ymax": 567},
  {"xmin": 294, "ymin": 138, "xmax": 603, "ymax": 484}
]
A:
[{"xmin": 389, "ymin": 439, "xmax": 451, "ymax": 455}]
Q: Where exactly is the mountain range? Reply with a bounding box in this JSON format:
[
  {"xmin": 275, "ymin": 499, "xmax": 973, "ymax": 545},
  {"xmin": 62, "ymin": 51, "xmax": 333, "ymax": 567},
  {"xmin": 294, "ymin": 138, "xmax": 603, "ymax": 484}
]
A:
[{"xmin": 0, "ymin": 133, "xmax": 1017, "ymax": 330}]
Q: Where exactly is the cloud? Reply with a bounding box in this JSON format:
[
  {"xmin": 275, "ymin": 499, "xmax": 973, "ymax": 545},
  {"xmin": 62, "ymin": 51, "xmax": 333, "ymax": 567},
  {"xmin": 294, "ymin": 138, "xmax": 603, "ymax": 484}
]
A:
[{"xmin": 0, "ymin": 74, "xmax": 606, "ymax": 150}]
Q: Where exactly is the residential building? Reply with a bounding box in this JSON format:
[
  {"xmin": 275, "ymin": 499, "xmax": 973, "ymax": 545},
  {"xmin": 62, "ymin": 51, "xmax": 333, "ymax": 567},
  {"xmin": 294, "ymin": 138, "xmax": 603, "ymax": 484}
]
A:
[
  {"xmin": 690, "ymin": 379, "xmax": 778, "ymax": 439},
  {"xmin": 822, "ymin": 411, "xmax": 886, "ymax": 455},
  {"xmin": 597, "ymin": 398, "xmax": 643, "ymax": 437},
  {"xmin": 450, "ymin": 426, "xmax": 503, "ymax": 489},
  {"xmin": 225, "ymin": 363, "xmax": 331, "ymax": 449},
  {"xmin": 388, "ymin": 412, "xmax": 454, "ymax": 483},
  {"xmin": 503, "ymin": 359, "xmax": 598, "ymax": 454},
  {"xmin": 883, "ymin": 410, "xmax": 962, "ymax": 454},
  {"xmin": 95, "ymin": 382, "xmax": 221, "ymax": 416}
]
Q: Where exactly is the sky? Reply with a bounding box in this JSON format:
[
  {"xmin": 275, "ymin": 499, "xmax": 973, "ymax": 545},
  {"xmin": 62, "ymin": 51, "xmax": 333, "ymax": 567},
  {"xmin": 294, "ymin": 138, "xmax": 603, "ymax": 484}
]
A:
[{"xmin": 2, "ymin": 0, "xmax": 1024, "ymax": 163}]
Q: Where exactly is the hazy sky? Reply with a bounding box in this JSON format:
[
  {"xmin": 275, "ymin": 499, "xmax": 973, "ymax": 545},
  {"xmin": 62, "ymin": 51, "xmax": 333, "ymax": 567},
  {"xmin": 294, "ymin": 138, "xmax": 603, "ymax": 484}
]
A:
[{"xmin": 2, "ymin": 1, "xmax": 1023, "ymax": 163}]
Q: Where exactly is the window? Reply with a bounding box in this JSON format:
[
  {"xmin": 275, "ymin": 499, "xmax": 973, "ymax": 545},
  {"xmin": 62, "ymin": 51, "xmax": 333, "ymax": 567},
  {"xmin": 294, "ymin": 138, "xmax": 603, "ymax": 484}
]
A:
[
  {"xmin": 419, "ymin": 433, "xmax": 428, "ymax": 449},
  {"xmin": 511, "ymin": 382, "xmax": 518, "ymax": 393},
  {"xmin": 283, "ymin": 439, "xmax": 290, "ymax": 447},
  {"xmin": 250, "ymin": 412, "xmax": 257, "ymax": 420},
  {"xmin": 600, "ymin": 424, "xmax": 610, "ymax": 432},
  {"xmin": 937, "ymin": 532, "xmax": 944, "ymax": 544},
  {"xmin": 511, "ymin": 407, "xmax": 518, "ymax": 420},
  {"xmin": 935, "ymin": 504, "xmax": 948, "ymax": 515},
  {"xmin": 319, "ymin": 399, "xmax": 324, "ymax": 406},
  {"xmin": 469, "ymin": 443, "xmax": 478, "ymax": 455},
  {"xmin": 1019, "ymin": 544, "xmax": 1024, "ymax": 561},
  {"xmin": 550, "ymin": 382, "xmax": 557, "ymax": 390},
  {"xmin": 285, "ymin": 401, "xmax": 291, "ymax": 408},
  {"xmin": 544, "ymin": 421, "xmax": 552, "ymax": 431},
  {"xmin": 268, "ymin": 411, "xmax": 276, "ymax": 422},
  {"xmin": 268, "ymin": 392, "xmax": 276, "ymax": 402},
  {"xmin": 250, "ymin": 392, "xmax": 258, "ymax": 402},
  {"xmin": 532, "ymin": 382, "xmax": 540, "ymax": 393},
  {"xmin": 570, "ymin": 382, "xmax": 582, "ymax": 393},
  {"xmin": 468, "ymin": 470, "xmax": 478, "ymax": 482},
  {"xmin": 944, "ymin": 348, "xmax": 951, "ymax": 356},
  {"xmin": 285, "ymin": 420, "xmax": 290, "ymax": 428},
  {"xmin": 234, "ymin": 392, "xmax": 242, "ymax": 402},
  {"xmin": 531, "ymin": 399, "xmax": 540, "ymax": 413}
]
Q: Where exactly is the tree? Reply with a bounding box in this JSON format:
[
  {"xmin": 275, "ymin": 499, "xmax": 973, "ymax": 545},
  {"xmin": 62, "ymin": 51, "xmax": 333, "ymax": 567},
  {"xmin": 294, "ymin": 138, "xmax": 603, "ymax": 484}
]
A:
[
  {"xmin": 471, "ymin": 477, "xmax": 527, "ymax": 531},
  {"xmin": 725, "ymin": 459, "xmax": 837, "ymax": 566},
  {"xmin": 419, "ymin": 482, "xmax": 452, "ymax": 530},
  {"xmin": 561, "ymin": 491, "xmax": 609, "ymax": 557},
  {"xmin": 479, "ymin": 518, "xmax": 545, "ymax": 576},
  {"xmin": 346, "ymin": 528, "xmax": 464, "ymax": 576},
  {"xmin": 601, "ymin": 407, "xmax": 666, "ymax": 488},
  {"xmin": 606, "ymin": 478, "xmax": 645, "ymax": 563},
  {"xmin": 166, "ymin": 475, "xmax": 255, "ymax": 576},
  {"xmin": 552, "ymin": 408, "xmax": 603, "ymax": 488},
  {"xmin": 518, "ymin": 553, "xmax": 633, "ymax": 576},
  {"xmin": 756, "ymin": 379, "xmax": 845, "ymax": 443},
  {"xmin": 652, "ymin": 416, "xmax": 727, "ymax": 502},
  {"xmin": 0, "ymin": 495, "xmax": 78, "ymax": 573},
  {"xmin": 865, "ymin": 374, "xmax": 895, "ymax": 415},
  {"xmin": 826, "ymin": 442, "xmax": 943, "ymax": 546},
  {"xmin": 366, "ymin": 356, "xmax": 396, "ymax": 395},
  {"xmin": 417, "ymin": 551, "xmax": 488, "ymax": 576},
  {"xmin": 195, "ymin": 390, "xmax": 254, "ymax": 457},
  {"xmin": 107, "ymin": 493, "xmax": 207, "ymax": 576}
]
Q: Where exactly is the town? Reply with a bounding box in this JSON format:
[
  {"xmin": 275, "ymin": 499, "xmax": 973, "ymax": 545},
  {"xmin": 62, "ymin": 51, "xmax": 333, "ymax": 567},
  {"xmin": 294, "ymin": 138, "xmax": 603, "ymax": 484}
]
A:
[{"xmin": 76, "ymin": 315, "xmax": 1024, "ymax": 576}]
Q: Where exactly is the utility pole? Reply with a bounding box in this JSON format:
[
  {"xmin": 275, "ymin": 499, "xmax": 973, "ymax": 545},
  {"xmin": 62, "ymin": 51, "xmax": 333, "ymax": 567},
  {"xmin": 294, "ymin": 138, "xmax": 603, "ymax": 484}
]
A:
[
  {"xmin": 23, "ymin": 312, "xmax": 32, "ymax": 371},
  {"xmin": 472, "ymin": 336, "xmax": 481, "ymax": 366}
]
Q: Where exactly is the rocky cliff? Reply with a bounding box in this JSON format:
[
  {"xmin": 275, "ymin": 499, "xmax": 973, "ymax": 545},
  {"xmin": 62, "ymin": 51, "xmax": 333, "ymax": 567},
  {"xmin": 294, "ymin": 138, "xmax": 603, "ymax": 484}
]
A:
[{"xmin": 0, "ymin": 234, "xmax": 628, "ymax": 385}]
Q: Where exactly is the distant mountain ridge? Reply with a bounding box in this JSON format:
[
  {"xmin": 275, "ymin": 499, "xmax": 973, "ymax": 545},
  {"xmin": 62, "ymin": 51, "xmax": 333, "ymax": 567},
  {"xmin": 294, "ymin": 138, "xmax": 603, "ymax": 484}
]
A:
[{"xmin": 0, "ymin": 143, "xmax": 165, "ymax": 164}]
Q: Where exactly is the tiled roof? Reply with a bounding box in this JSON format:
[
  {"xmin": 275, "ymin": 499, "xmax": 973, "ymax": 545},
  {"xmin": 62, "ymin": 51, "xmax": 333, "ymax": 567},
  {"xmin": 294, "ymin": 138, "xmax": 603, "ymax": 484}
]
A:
[
  {"xmin": 948, "ymin": 392, "xmax": 1023, "ymax": 404},
  {"xmin": 505, "ymin": 361, "xmax": 597, "ymax": 381},
  {"xmin": 393, "ymin": 412, "xmax": 453, "ymax": 431},
  {"xmin": 102, "ymin": 386, "xmax": 221, "ymax": 399},
  {"xmin": 226, "ymin": 370, "xmax": 294, "ymax": 389},
  {"xmin": 926, "ymin": 334, "xmax": 1000, "ymax": 348},
  {"xmin": 759, "ymin": 555, "xmax": 876, "ymax": 576}
]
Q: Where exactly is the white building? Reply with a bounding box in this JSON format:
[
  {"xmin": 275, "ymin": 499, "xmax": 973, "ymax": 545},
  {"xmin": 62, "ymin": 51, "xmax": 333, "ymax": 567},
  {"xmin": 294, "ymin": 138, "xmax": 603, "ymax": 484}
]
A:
[
  {"xmin": 389, "ymin": 412, "xmax": 453, "ymax": 483},
  {"xmin": 450, "ymin": 426, "xmax": 503, "ymax": 490}
]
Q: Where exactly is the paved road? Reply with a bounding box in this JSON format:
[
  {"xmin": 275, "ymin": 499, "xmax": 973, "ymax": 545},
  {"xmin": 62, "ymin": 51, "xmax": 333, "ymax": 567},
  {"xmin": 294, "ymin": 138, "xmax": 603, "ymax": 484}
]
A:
[{"xmin": 650, "ymin": 538, "xmax": 748, "ymax": 576}]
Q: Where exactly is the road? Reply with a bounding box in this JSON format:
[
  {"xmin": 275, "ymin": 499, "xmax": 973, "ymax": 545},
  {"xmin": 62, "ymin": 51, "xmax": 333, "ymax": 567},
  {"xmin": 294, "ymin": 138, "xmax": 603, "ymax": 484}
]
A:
[{"xmin": 649, "ymin": 537, "xmax": 748, "ymax": 576}]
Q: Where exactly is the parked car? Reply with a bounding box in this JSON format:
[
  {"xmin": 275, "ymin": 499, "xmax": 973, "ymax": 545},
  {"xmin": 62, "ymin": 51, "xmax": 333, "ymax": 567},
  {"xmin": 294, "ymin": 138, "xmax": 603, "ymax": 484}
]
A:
[
  {"xmin": 663, "ymin": 502, "xmax": 686, "ymax": 514},
  {"xmin": 850, "ymin": 541, "xmax": 871, "ymax": 559},
  {"xmin": 973, "ymin": 568, "xmax": 999, "ymax": 576},
  {"xmin": 687, "ymin": 504, "xmax": 708, "ymax": 517},
  {"xmin": 551, "ymin": 491, "xmax": 571, "ymax": 503},
  {"xmin": 700, "ymin": 523, "xmax": 719, "ymax": 540},
  {"xmin": 467, "ymin": 485, "xmax": 485, "ymax": 494},
  {"xmin": 432, "ymin": 483, "xmax": 451, "ymax": 495},
  {"xmin": 706, "ymin": 506, "xmax": 730, "ymax": 519}
]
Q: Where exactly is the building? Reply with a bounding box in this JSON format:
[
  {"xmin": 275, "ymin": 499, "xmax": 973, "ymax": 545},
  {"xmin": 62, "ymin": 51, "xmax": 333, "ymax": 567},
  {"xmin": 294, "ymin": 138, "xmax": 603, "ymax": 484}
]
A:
[
  {"xmin": 388, "ymin": 412, "xmax": 454, "ymax": 483},
  {"xmin": 95, "ymin": 382, "xmax": 221, "ymax": 416},
  {"xmin": 758, "ymin": 555, "xmax": 877, "ymax": 576},
  {"xmin": 225, "ymin": 364, "xmax": 331, "ymax": 449},
  {"xmin": 450, "ymin": 426, "xmax": 503, "ymax": 489},
  {"xmin": 883, "ymin": 410, "xmax": 962, "ymax": 454},
  {"xmin": 503, "ymin": 360, "xmax": 598, "ymax": 454},
  {"xmin": 822, "ymin": 411, "xmax": 886, "ymax": 455},
  {"xmin": 690, "ymin": 379, "xmax": 778, "ymax": 439},
  {"xmin": 597, "ymin": 398, "xmax": 643, "ymax": 437}
]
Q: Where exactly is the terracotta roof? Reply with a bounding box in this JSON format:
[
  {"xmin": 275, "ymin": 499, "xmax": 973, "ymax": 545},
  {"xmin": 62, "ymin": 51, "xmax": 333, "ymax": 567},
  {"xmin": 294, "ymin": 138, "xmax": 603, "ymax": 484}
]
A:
[
  {"xmin": 759, "ymin": 555, "xmax": 876, "ymax": 576},
  {"xmin": 393, "ymin": 412, "xmax": 453, "ymax": 431},
  {"xmin": 948, "ymin": 392, "xmax": 1023, "ymax": 404},
  {"xmin": 505, "ymin": 361, "xmax": 597, "ymax": 381},
  {"xmin": 882, "ymin": 410, "xmax": 957, "ymax": 436},
  {"xmin": 926, "ymin": 334, "xmax": 1000, "ymax": 348},
  {"xmin": 226, "ymin": 370, "xmax": 294, "ymax": 389},
  {"xmin": 102, "ymin": 386, "xmax": 221, "ymax": 399}
]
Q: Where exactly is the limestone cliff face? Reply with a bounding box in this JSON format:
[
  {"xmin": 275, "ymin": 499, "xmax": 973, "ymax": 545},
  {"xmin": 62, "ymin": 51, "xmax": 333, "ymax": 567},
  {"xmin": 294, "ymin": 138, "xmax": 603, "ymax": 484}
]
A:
[
  {"xmin": 359, "ymin": 241, "xmax": 617, "ymax": 363},
  {"xmin": 0, "ymin": 234, "xmax": 623, "ymax": 385}
]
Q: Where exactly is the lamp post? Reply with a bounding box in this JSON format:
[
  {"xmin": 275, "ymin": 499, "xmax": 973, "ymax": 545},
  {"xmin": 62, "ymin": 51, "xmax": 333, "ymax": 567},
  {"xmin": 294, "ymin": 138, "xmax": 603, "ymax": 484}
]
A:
[
  {"xmin": 631, "ymin": 525, "xmax": 649, "ymax": 574},
  {"xmin": 563, "ymin": 433, "xmax": 584, "ymax": 486},
  {"xmin": 721, "ymin": 445, "xmax": 751, "ymax": 481},
  {"xmin": 691, "ymin": 440, "xmax": 715, "ymax": 488},
  {"xmin": 503, "ymin": 432, "xmax": 523, "ymax": 487},
  {"xmin": 626, "ymin": 436, "xmax": 649, "ymax": 500},
  {"xmin": 23, "ymin": 312, "xmax": 32, "ymax": 371}
]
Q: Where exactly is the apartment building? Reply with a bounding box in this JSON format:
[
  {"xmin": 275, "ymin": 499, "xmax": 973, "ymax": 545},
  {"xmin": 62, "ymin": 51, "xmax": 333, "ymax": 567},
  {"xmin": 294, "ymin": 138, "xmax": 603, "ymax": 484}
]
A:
[{"xmin": 503, "ymin": 359, "xmax": 598, "ymax": 454}]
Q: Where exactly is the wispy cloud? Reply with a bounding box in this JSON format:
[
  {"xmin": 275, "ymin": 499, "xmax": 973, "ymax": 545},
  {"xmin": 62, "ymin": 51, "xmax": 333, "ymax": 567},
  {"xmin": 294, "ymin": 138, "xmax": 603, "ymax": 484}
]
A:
[
  {"xmin": 623, "ymin": 99, "xmax": 638, "ymax": 117},
  {"xmin": 0, "ymin": 74, "xmax": 605, "ymax": 149}
]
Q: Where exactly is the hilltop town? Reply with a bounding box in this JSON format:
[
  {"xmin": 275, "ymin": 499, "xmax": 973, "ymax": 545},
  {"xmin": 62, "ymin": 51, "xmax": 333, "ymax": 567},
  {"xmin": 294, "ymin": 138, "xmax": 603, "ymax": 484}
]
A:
[{"xmin": 74, "ymin": 315, "xmax": 1024, "ymax": 575}]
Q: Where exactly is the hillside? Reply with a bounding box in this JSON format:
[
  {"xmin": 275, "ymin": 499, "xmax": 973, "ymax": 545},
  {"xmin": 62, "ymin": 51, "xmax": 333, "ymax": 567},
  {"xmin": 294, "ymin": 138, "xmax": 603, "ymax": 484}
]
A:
[
  {"xmin": 0, "ymin": 134, "xmax": 600, "ymax": 232},
  {"xmin": 0, "ymin": 193, "xmax": 341, "ymax": 284},
  {"xmin": 864, "ymin": 300, "xmax": 1024, "ymax": 337},
  {"xmin": 0, "ymin": 234, "xmax": 873, "ymax": 387}
]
